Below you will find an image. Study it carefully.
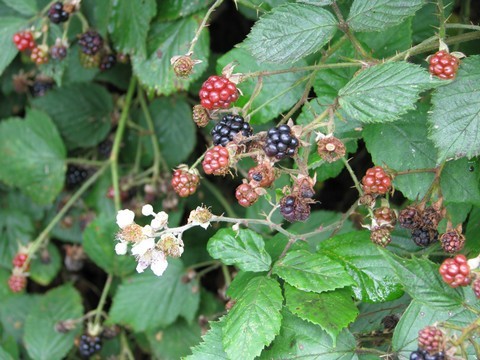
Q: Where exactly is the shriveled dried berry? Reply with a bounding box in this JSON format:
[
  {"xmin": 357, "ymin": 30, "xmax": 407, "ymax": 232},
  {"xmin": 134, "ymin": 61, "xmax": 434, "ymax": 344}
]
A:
[
  {"xmin": 317, "ymin": 136, "xmax": 345, "ymax": 163},
  {"xmin": 248, "ymin": 162, "xmax": 275, "ymax": 188},
  {"xmin": 280, "ymin": 195, "xmax": 311, "ymax": 223},
  {"xmin": 235, "ymin": 183, "xmax": 259, "ymax": 207}
]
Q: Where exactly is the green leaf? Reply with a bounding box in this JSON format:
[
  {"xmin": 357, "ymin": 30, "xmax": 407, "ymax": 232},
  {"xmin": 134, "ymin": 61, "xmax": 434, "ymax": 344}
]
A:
[
  {"xmin": 0, "ymin": 109, "xmax": 66, "ymax": 204},
  {"xmin": 108, "ymin": 259, "xmax": 200, "ymax": 331},
  {"xmin": 273, "ymin": 249, "xmax": 355, "ymax": 293},
  {"xmin": 24, "ymin": 285, "xmax": 83, "ymax": 360},
  {"xmin": 0, "ymin": 208, "xmax": 34, "ymax": 268},
  {"xmin": 465, "ymin": 207, "xmax": 480, "ymax": 256},
  {"xmin": 109, "ymin": 0, "xmax": 156, "ymax": 56},
  {"xmin": 217, "ymin": 47, "xmax": 307, "ymax": 124},
  {"xmin": 226, "ymin": 271, "xmax": 263, "ymax": 299},
  {"xmin": 318, "ymin": 231, "xmax": 403, "ymax": 303},
  {"xmin": 441, "ymin": 158, "xmax": 480, "ymax": 206},
  {"xmin": 222, "ymin": 276, "xmax": 283, "ymax": 360},
  {"xmin": 0, "ymin": 294, "xmax": 39, "ymax": 341},
  {"xmin": 260, "ymin": 309, "xmax": 358, "ymax": 360},
  {"xmin": 381, "ymin": 251, "xmax": 464, "ymax": 309},
  {"xmin": 338, "ymin": 62, "xmax": 440, "ymax": 123},
  {"xmin": 147, "ymin": 319, "xmax": 202, "ymax": 360},
  {"xmin": 187, "ymin": 318, "xmax": 228, "ymax": 360},
  {"xmin": 429, "ymin": 56, "xmax": 480, "ymax": 162},
  {"xmin": 82, "ymin": 214, "xmax": 136, "ymax": 277},
  {"xmin": 156, "ymin": 0, "xmax": 211, "ymax": 20},
  {"xmin": 140, "ymin": 97, "xmax": 196, "ymax": 167},
  {"xmin": 1, "ymin": 0, "xmax": 37, "ymax": 15},
  {"xmin": 243, "ymin": 3, "xmax": 337, "ymax": 63},
  {"xmin": 30, "ymin": 243, "xmax": 61, "ymax": 286},
  {"xmin": 284, "ymin": 285, "xmax": 358, "ymax": 343},
  {"xmin": 132, "ymin": 13, "xmax": 209, "ymax": 95},
  {"xmin": 32, "ymin": 83, "xmax": 113, "ymax": 150},
  {"xmin": 207, "ymin": 228, "xmax": 272, "ymax": 272},
  {"xmin": 347, "ymin": 0, "xmax": 425, "ymax": 32}
]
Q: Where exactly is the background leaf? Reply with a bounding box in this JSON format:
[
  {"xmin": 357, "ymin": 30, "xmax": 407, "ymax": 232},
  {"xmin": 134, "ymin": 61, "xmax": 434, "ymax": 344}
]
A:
[
  {"xmin": 1, "ymin": 0, "xmax": 37, "ymax": 16},
  {"xmin": 29, "ymin": 243, "xmax": 61, "ymax": 286},
  {"xmin": 243, "ymin": 3, "xmax": 337, "ymax": 63},
  {"xmin": 347, "ymin": 0, "xmax": 425, "ymax": 32},
  {"xmin": 186, "ymin": 318, "xmax": 228, "ymax": 360},
  {"xmin": 284, "ymin": 285, "xmax": 358, "ymax": 343},
  {"xmin": 0, "ymin": 18, "xmax": 27, "ymax": 74},
  {"xmin": 207, "ymin": 228, "xmax": 272, "ymax": 272},
  {"xmin": 156, "ymin": 0, "xmax": 212, "ymax": 20},
  {"xmin": 0, "ymin": 109, "xmax": 65, "ymax": 204},
  {"xmin": 429, "ymin": 56, "xmax": 480, "ymax": 162},
  {"xmin": 223, "ymin": 276, "xmax": 283, "ymax": 360},
  {"xmin": 24, "ymin": 285, "xmax": 83, "ymax": 360},
  {"xmin": 338, "ymin": 62, "xmax": 440, "ymax": 123},
  {"xmin": 108, "ymin": 259, "xmax": 200, "ymax": 331},
  {"xmin": 273, "ymin": 249, "xmax": 354, "ymax": 293},
  {"xmin": 32, "ymin": 83, "xmax": 113, "ymax": 149}
]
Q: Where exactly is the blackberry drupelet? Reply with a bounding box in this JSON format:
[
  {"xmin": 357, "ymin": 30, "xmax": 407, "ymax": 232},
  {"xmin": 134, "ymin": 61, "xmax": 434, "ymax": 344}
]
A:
[
  {"xmin": 78, "ymin": 334, "xmax": 102, "ymax": 358},
  {"xmin": 99, "ymin": 54, "xmax": 116, "ymax": 71},
  {"xmin": 211, "ymin": 114, "xmax": 253, "ymax": 146},
  {"xmin": 48, "ymin": 2, "xmax": 69, "ymax": 24},
  {"xmin": 66, "ymin": 165, "xmax": 89, "ymax": 189},
  {"xmin": 78, "ymin": 30, "xmax": 103, "ymax": 55},
  {"xmin": 263, "ymin": 125, "xmax": 299, "ymax": 160}
]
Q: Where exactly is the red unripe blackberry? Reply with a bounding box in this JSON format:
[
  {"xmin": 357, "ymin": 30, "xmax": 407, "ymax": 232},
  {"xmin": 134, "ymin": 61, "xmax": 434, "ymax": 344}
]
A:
[
  {"xmin": 202, "ymin": 146, "xmax": 230, "ymax": 175},
  {"xmin": 370, "ymin": 226, "xmax": 392, "ymax": 247},
  {"xmin": 280, "ymin": 195, "xmax": 311, "ymax": 223},
  {"xmin": 412, "ymin": 228, "xmax": 438, "ymax": 247},
  {"xmin": 192, "ymin": 105, "xmax": 210, "ymax": 127},
  {"xmin": 440, "ymin": 230, "xmax": 465, "ymax": 253},
  {"xmin": 12, "ymin": 253, "xmax": 28, "ymax": 268},
  {"xmin": 78, "ymin": 30, "xmax": 103, "ymax": 55},
  {"xmin": 48, "ymin": 2, "xmax": 69, "ymax": 24},
  {"xmin": 248, "ymin": 162, "xmax": 275, "ymax": 188},
  {"xmin": 429, "ymin": 51, "xmax": 459, "ymax": 80},
  {"xmin": 418, "ymin": 326, "xmax": 444, "ymax": 355},
  {"xmin": 31, "ymin": 46, "xmax": 49, "ymax": 64},
  {"xmin": 399, "ymin": 206, "xmax": 422, "ymax": 229},
  {"xmin": 211, "ymin": 114, "xmax": 253, "ymax": 147},
  {"xmin": 99, "ymin": 54, "xmax": 116, "ymax": 71},
  {"xmin": 361, "ymin": 166, "xmax": 392, "ymax": 195},
  {"xmin": 199, "ymin": 75, "xmax": 239, "ymax": 110},
  {"xmin": 439, "ymin": 254, "xmax": 471, "ymax": 287},
  {"xmin": 78, "ymin": 334, "xmax": 102, "ymax": 358},
  {"xmin": 235, "ymin": 183, "xmax": 259, "ymax": 207},
  {"xmin": 12, "ymin": 31, "xmax": 36, "ymax": 51},
  {"xmin": 264, "ymin": 125, "xmax": 299, "ymax": 160},
  {"xmin": 171, "ymin": 169, "xmax": 199, "ymax": 197},
  {"xmin": 316, "ymin": 136, "xmax": 345, "ymax": 163},
  {"xmin": 472, "ymin": 278, "xmax": 480, "ymax": 299},
  {"xmin": 373, "ymin": 207, "xmax": 397, "ymax": 228},
  {"xmin": 8, "ymin": 274, "xmax": 27, "ymax": 293}
]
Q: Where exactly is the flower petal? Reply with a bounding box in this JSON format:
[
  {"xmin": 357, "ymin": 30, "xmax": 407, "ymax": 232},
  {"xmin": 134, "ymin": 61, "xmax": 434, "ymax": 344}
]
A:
[
  {"xmin": 115, "ymin": 242, "xmax": 128, "ymax": 255},
  {"xmin": 116, "ymin": 209, "xmax": 135, "ymax": 229},
  {"xmin": 142, "ymin": 204, "xmax": 154, "ymax": 216},
  {"xmin": 131, "ymin": 237, "xmax": 155, "ymax": 256},
  {"xmin": 150, "ymin": 252, "xmax": 168, "ymax": 276}
]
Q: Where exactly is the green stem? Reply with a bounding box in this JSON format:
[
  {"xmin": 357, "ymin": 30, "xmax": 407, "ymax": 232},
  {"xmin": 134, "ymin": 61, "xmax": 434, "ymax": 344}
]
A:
[
  {"xmin": 437, "ymin": 0, "xmax": 446, "ymax": 40},
  {"xmin": 187, "ymin": 0, "xmax": 224, "ymax": 55},
  {"xmin": 66, "ymin": 158, "xmax": 107, "ymax": 166},
  {"xmin": 138, "ymin": 88, "xmax": 167, "ymax": 180},
  {"xmin": 446, "ymin": 23, "xmax": 480, "ymax": 31},
  {"xmin": 341, "ymin": 157, "xmax": 363, "ymax": 196},
  {"xmin": 26, "ymin": 162, "xmax": 109, "ymax": 263},
  {"xmin": 202, "ymin": 179, "xmax": 238, "ymax": 218},
  {"xmin": 120, "ymin": 331, "xmax": 135, "ymax": 360},
  {"xmin": 190, "ymin": 148, "xmax": 208, "ymax": 170},
  {"xmin": 222, "ymin": 264, "xmax": 231, "ymax": 287},
  {"xmin": 110, "ymin": 77, "xmax": 137, "ymax": 211},
  {"xmin": 93, "ymin": 274, "xmax": 113, "ymax": 328},
  {"xmin": 75, "ymin": 11, "xmax": 90, "ymax": 32}
]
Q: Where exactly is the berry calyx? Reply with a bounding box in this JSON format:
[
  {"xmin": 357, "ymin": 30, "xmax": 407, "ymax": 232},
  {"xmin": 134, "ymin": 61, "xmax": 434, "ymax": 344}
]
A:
[
  {"xmin": 78, "ymin": 334, "xmax": 102, "ymax": 358},
  {"xmin": 12, "ymin": 31, "xmax": 36, "ymax": 51},
  {"xmin": 280, "ymin": 195, "xmax": 311, "ymax": 223},
  {"xmin": 264, "ymin": 125, "xmax": 299, "ymax": 160},
  {"xmin": 248, "ymin": 162, "xmax": 275, "ymax": 188},
  {"xmin": 316, "ymin": 136, "xmax": 345, "ymax": 163},
  {"xmin": 30, "ymin": 46, "xmax": 49, "ymax": 64},
  {"xmin": 412, "ymin": 228, "xmax": 438, "ymax": 247},
  {"xmin": 418, "ymin": 326, "xmax": 444, "ymax": 355},
  {"xmin": 370, "ymin": 226, "xmax": 392, "ymax": 247},
  {"xmin": 439, "ymin": 254, "xmax": 471, "ymax": 287},
  {"xmin": 171, "ymin": 168, "xmax": 200, "ymax": 197},
  {"xmin": 361, "ymin": 166, "xmax": 392, "ymax": 195},
  {"xmin": 440, "ymin": 229, "xmax": 465, "ymax": 253},
  {"xmin": 192, "ymin": 104, "xmax": 210, "ymax": 127},
  {"xmin": 429, "ymin": 50, "xmax": 459, "ymax": 80},
  {"xmin": 8, "ymin": 272, "xmax": 27, "ymax": 293},
  {"xmin": 202, "ymin": 145, "xmax": 231, "ymax": 176},
  {"xmin": 78, "ymin": 30, "xmax": 103, "ymax": 55},
  {"xmin": 235, "ymin": 183, "xmax": 259, "ymax": 207},
  {"xmin": 211, "ymin": 114, "xmax": 253, "ymax": 147},
  {"xmin": 99, "ymin": 54, "xmax": 116, "ymax": 71},
  {"xmin": 199, "ymin": 75, "xmax": 239, "ymax": 110},
  {"xmin": 48, "ymin": 2, "xmax": 69, "ymax": 24}
]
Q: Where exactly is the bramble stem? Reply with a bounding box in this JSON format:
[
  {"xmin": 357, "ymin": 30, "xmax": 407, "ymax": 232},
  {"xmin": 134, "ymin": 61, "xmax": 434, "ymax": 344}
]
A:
[
  {"xmin": 187, "ymin": 0, "xmax": 224, "ymax": 55},
  {"xmin": 92, "ymin": 274, "xmax": 112, "ymax": 329},
  {"xmin": 342, "ymin": 157, "xmax": 363, "ymax": 196}
]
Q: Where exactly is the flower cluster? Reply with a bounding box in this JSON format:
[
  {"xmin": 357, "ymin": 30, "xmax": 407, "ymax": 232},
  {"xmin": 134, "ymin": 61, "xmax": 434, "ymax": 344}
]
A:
[{"xmin": 114, "ymin": 205, "xmax": 212, "ymax": 276}]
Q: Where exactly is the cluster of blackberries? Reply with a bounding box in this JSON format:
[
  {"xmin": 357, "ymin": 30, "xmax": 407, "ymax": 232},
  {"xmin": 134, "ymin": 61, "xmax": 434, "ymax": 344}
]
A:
[
  {"xmin": 78, "ymin": 334, "xmax": 102, "ymax": 358},
  {"xmin": 398, "ymin": 205, "xmax": 441, "ymax": 247},
  {"xmin": 211, "ymin": 114, "xmax": 253, "ymax": 147},
  {"xmin": 66, "ymin": 165, "xmax": 89, "ymax": 189},
  {"xmin": 48, "ymin": 2, "xmax": 69, "ymax": 24},
  {"xmin": 410, "ymin": 349, "xmax": 445, "ymax": 360},
  {"xmin": 264, "ymin": 125, "xmax": 299, "ymax": 160}
]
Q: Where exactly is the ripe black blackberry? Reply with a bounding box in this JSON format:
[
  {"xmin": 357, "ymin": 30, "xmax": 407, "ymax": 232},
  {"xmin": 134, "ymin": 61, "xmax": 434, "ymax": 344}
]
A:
[
  {"xmin": 31, "ymin": 78, "xmax": 54, "ymax": 97},
  {"xmin": 99, "ymin": 54, "xmax": 116, "ymax": 71},
  {"xmin": 264, "ymin": 124, "xmax": 299, "ymax": 160},
  {"xmin": 211, "ymin": 114, "xmax": 253, "ymax": 147},
  {"xmin": 78, "ymin": 334, "xmax": 102, "ymax": 358},
  {"xmin": 409, "ymin": 349, "xmax": 445, "ymax": 360},
  {"xmin": 48, "ymin": 2, "xmax": 69, "ymax": 24},
  {"xmin": 412, "ymin": 228, "xmax": 438, "ymax": 247},
  {"xmin": 78, "ymin": 31, "xmax": 103, "ymax": 55},
  {"xmin": 50, "ymin": 44, "xmax": 67, "ymax": 60},
  {"xmin": 280, "ymin": 195, "xmax": 310, "ymax": 222},
  {"xmin": 97, "ymin": 139, "xmax": 112, "ymax": 158},
  {"xmin": 66, "ymin": 165, "xmax": 89, "ymax": 189}
]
